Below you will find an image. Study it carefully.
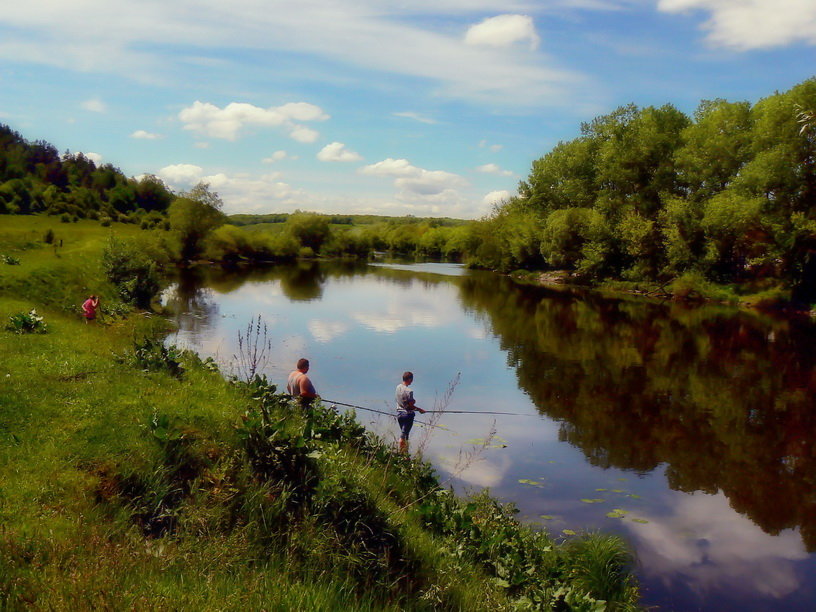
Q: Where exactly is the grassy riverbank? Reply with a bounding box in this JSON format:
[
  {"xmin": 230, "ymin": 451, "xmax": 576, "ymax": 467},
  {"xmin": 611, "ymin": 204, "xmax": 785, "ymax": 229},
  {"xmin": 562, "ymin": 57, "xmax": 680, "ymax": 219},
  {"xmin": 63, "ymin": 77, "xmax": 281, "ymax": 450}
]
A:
[{"xmin": 0, "ymin": 215, "xmax": 640, "ymax": 610}]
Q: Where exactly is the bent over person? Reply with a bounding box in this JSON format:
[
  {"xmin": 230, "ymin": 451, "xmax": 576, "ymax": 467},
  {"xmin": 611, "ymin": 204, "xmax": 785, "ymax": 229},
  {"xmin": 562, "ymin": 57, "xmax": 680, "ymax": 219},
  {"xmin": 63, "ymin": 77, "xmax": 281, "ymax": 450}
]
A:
[
  {"xmin": 287, "ymin": 358, "xmax": 317, "ymax": 405},
  {"xmin": 396, "ymin": 371, "xmax": 425, "ymax": 453}
]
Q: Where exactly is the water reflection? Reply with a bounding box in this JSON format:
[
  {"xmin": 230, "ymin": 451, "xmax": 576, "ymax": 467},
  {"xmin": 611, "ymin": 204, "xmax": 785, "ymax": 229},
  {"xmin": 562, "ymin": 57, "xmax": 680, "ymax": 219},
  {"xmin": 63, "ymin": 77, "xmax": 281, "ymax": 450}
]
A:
[
  {"xmin": 457, "ymin": 277, "xmax": 816, "ymax": 554},
  {"xmin": 164, "ymin": 261, "xmax": 816, "ymax": 610}
]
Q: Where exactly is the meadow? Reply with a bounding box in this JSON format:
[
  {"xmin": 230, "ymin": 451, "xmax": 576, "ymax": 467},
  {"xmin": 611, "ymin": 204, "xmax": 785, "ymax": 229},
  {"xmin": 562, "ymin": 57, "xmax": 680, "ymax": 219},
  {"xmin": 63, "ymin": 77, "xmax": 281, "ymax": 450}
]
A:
[{"xmin": 0, "ymin": 215, "xmax": 639, "ymax": 610}]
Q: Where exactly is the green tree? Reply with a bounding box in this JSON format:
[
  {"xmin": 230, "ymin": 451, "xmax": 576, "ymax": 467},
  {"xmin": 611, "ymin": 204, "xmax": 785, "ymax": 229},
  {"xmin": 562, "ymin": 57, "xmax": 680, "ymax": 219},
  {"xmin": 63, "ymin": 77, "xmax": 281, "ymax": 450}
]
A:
[
  {"xmin": 284, "ymin": 212, "xmax": 331, "ymax": 252},
  {"xmin": 168, "ymin": 182, "xmax": 227, "ymax": 261}
]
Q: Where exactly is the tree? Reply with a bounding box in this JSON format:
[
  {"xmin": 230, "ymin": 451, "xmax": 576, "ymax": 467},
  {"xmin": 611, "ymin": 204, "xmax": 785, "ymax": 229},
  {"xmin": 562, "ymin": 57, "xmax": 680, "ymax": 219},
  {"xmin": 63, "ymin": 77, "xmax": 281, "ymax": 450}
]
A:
[
  {"xmin": 168, "ymin": 182, "xmax": 227, "ymax": 261},
  {"xmin": 284, "ymin": 212, "xmax": 330, "ymax": 252}
]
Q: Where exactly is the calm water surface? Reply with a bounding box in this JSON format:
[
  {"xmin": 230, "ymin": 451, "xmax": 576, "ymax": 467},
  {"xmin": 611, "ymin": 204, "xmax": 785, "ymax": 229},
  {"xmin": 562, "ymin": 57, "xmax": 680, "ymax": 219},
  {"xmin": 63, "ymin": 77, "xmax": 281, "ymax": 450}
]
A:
[{"xmin": 164, "ymin": 261, "xmax": 816, "ymax": 611}]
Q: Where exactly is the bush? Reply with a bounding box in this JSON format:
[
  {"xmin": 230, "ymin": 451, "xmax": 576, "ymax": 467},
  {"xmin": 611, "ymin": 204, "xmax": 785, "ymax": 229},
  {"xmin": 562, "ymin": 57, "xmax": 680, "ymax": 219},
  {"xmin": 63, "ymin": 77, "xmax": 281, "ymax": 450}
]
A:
[
  {"xmin": 102, "ymin": 236, "xmax": 161, "ymax": 308},
  {"xmin": 2, "ymin": 254, "xmax": 21, "ymax": 265},
  {"xmin": 132, "ymin": 336, "xmax": 185, "ymax": 378},
  {"xmin": 43, "ymin": 229, "xmax": 55, "ymax": 244},
  {"xmin": 6, "ymin": 309, "xmax": 47, "ymax": 334}
]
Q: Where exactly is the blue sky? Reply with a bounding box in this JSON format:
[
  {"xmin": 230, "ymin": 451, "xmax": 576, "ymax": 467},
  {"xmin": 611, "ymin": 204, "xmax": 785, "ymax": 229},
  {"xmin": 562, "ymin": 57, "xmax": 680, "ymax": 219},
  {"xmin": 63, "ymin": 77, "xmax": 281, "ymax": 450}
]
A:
[{"xmin": 0, "ymin": 0, "xmax": 814, "ymax": 218}]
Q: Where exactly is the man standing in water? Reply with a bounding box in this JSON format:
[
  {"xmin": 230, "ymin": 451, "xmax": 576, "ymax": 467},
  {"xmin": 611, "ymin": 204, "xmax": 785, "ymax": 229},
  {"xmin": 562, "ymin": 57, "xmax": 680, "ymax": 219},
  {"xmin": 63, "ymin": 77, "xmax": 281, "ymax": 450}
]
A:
[
  {"xmin": 287, "ymin": 358, "xmax": 318, "ymax": 405},
  {"xmin": 396, "ymin": 371, "xmax": 426, "ymax": 453}
]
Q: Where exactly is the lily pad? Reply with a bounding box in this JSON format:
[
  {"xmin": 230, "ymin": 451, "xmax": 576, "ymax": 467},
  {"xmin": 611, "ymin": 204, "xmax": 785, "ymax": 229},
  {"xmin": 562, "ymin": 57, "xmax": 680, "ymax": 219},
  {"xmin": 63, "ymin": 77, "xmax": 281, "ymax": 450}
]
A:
[
  {"xmin": 606, "ymin": 511, "xmax": 625, "ymax": 519},
  {"xmin": 562, "ymin": 529, "xmax": 577, "ymax": 536},
  {"xmin": 540, "ymin": 515, "xmax": 554, "ymax": 520},
  {"xmin": 627, "ymin": 494, "xmax": 642, "ymax": 499},
  {"xmin": 518, "ymin": 479, "xmax": 543, "ymax": 486},
  {"xmin": 595, "ymin": 488, "xmax": 608, "ymax": 492},
  {"xmin": 611, "ymin": 489, "xmax": 625, "ymax": 493},
  {"xmin": 631, "ymin": 518, "xmax": 649, "ymax": 524},
  {"xmin": 580, "ymin": 498, "xmax": 605, "ymax": 504}
]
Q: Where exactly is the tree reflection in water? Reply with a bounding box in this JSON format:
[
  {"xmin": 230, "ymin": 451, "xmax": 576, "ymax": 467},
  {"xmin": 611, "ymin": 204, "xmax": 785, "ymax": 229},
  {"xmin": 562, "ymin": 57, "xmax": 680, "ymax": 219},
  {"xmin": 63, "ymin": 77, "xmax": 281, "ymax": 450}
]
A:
[{"xmin": 457, "ymin": 273, "xmax": 816, "ymax": 552}]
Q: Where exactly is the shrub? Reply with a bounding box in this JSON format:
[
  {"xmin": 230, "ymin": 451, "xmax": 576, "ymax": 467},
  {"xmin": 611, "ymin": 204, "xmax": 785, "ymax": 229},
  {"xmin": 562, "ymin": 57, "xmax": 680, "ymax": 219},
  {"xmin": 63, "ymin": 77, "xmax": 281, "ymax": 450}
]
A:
[
  {"xmin": 100, "ymin": 217, "xmax": 112, "ymax": 227},
  {"xmin": 43, "ymin": 229, "xmax": 55, "ymax": 244},
  {"xmin": 6, "ymin": 309, "xmax": 47, "ymax": 334},
  {"xmin": 60, "ymin": 213, "xmax": 71, "ymax": 223},
  {"xmin": 2, "ymin": 254, "xmax": 21, "ymax": 265},
  {"xmin": 132, "ymin": 336, "xmax": 185, "ymax": 378},
  {"xmin": 102, "ymin": 236, "xmax": 160, "ymax": 308}
]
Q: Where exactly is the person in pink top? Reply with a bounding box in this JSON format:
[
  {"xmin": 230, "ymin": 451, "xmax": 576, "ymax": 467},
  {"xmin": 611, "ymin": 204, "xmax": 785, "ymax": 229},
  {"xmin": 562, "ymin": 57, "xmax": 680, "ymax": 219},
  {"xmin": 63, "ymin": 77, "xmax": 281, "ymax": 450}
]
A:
[{"xmin": 82, "ymin": 295, "xmax": 100, "ymax": 323}]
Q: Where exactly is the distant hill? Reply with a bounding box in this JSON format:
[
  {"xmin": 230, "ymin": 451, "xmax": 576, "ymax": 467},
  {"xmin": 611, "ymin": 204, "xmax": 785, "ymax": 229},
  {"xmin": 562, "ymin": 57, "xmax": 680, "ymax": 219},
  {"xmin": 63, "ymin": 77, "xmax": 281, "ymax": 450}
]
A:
[{"xmin": 0, "ymin": 124, "xmax": 173, "ymax": 227}]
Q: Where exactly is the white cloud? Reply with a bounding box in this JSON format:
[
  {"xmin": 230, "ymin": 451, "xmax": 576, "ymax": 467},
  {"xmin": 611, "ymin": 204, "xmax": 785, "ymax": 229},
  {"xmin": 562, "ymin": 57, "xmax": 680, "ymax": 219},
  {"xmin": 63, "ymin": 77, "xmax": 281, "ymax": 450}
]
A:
[
  {"xmin": 360, "ymin": 158, "xmax": 467, "ymax": 199},
  {"xmin": 263, "ymin": 150, "xmax": 291, "ymax": 163},
  {"xmin": 658, "ymin": 0, "xmax": 816, "ymax": 50},
  {"xmin": 629, "ymin": 492, "xmax": 808, "ymax": 599},
  {"xmin": 476, "ymin": 163, "xmax": 514, "ymax": 176},
  {"xmin": 157, "ymin": 163, "xmax": 204, "ymax": 185},
  {"xmin": 465, "ymin": 14, "xmax": 540, "ymax": 50},
  {"xmin": 479, "ymin": 139, "xmax": 504, "ymax": 152},
  {"xmin": 80, "ymin": 98, "xmax": 106, "ymax": 113},
  {"xmin": 482, "ymin": 189, "xmax": 511, "ymax": 206},
  {"xmin": 0, "ymin": 1, "xmax": 581, "ymax": 108},
  {"xmin": 308, "ymin": 320, "xmax": 350, "ymax": 343},
  {"xmin": 317, "ymin": 141, "xmax": 362, "ymax": 162},
  {"xmin": 84, "ymin": 152, "xmax": 103, "ymax": 165},
  {"xmin": 131, "ymin": 129, "xmax": 162, "ymax": 139},
  {"xmin": 178, "ymin": 100, "xmax": 329, "ymax": 141},
  {"xmin": 194, "ymin": 142, "xmax": 211, "ymax": 149},
  {"xmin": 393, "ymin": 111, "xmax": 438, "ymax": 124}
]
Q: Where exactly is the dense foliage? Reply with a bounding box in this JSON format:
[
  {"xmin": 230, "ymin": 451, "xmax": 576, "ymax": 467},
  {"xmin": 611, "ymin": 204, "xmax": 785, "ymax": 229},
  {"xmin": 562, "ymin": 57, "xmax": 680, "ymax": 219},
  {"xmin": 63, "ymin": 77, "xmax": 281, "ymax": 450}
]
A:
[
  {"xmin": 465, "ymin": 79, "xmax": 816, "ymax": 302},
  {"xmin": 0, "ymin": 124, "xmax": 173, "ymax": 224}
]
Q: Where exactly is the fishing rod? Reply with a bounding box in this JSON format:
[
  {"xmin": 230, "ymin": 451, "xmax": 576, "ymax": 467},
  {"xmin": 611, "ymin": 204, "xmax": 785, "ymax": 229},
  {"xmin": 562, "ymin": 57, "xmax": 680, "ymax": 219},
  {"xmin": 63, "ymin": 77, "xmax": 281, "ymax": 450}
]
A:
[
  {"xmin": 323, "ymin": 399, "xmax": 530, "ymax": 419},
  {"xmin": 323, "ymin": 399, "xmax": 448, "ymax": 430}
]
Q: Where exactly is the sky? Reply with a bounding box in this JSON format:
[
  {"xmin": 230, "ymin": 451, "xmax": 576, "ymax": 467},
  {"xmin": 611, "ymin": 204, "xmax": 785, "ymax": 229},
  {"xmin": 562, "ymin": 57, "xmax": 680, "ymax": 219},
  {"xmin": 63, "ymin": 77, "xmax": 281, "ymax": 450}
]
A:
[{"xmin": 0, "ymin": 0, "xmax": 814, "ymax": 219}]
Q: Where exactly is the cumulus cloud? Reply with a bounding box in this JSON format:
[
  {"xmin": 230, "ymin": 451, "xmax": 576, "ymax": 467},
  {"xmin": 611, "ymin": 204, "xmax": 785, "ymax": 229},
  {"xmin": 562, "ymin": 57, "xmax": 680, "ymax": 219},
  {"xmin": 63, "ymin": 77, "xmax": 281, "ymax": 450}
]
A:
[
  {"xmin": 482, "ymin": 189, "xmax": 511, "ymax": 206},
  {"xmin": 157, "ymin": 163, "xmax": 204, "ymax": 185},
  {"xmin": 476, "ymin": 163, "xmax": 514, "ymax": 176},
  {"xmin": 84, "ymin": 152, "xmax": 103, "ymax": 165},
  {"xmin": 178, "ymin": 100, "xmax": 329, "ymax": 141},
  {"xmin": 360, "ymin": 158, "xmax": 467, "ymax": 199},
  {"xmin": 628, "ymin": 492, "xmax": 808, "ymax": 599},
  {"xmin": 317, "ymin": 141, "xmax": 362, "ymax": 162},
  {"xmin": 80, "ymin": 98, "xmax": 106, "ymax": 113},
  {"xmin": 131, "ymin": 129, "xmax": 162, "ymax": 139},
  {"xmin": 393, "ymin": 111, "xmax": 438, "ymax": 124},
  {"xmin": 465, "ymin": 14, "xmax": 540, "ymax": 50},
  {"xmin": 658, "ymin": 0, "xmax": 816, "ymax": 50},
  {"xmin": 263, "ymin": 150, "xmax": 293, "ymax": 163}
]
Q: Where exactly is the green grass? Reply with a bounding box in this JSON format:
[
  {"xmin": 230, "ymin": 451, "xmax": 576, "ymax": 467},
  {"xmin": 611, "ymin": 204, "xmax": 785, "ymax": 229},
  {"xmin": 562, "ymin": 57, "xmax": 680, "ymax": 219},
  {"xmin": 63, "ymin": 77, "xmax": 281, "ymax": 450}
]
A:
[{"xmin": 0, "ymin": 213, "xmax": 641, "ymax": 610}]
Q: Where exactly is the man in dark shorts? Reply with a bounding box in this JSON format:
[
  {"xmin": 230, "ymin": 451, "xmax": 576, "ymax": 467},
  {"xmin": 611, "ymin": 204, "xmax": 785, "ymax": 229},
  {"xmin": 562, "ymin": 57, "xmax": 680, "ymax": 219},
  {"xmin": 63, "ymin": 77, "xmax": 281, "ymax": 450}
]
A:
[{"xmin": 395, "ymin": 371, "xmax": 425, "ymax": 453}]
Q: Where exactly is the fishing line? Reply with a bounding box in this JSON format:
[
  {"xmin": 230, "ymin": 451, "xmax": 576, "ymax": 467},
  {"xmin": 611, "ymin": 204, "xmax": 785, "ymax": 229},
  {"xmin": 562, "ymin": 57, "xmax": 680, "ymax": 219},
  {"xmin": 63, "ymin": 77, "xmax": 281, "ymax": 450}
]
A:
[
  {"xmin": 321, "ymin": 399, "xmax": 448, "ymax": 430},
  {"xmin": 322, "ymin": 398, "xmax": 530, "ymax": 420}
]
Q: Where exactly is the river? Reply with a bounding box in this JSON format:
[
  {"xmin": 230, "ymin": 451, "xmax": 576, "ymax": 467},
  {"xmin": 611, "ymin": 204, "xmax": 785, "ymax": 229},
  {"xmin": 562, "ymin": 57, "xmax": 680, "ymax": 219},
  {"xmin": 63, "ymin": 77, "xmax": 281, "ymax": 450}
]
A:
[{"xmin": 163, "ymin": 260, "xmax": 816, "ymax": 611}]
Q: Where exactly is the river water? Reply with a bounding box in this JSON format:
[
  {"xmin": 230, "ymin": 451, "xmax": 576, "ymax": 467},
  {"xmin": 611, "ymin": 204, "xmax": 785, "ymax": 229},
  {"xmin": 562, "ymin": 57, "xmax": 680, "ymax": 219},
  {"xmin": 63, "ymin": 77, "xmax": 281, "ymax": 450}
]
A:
[{"xmin": 163, "ymin": 260, "xmax": 816, "ymax": 611}]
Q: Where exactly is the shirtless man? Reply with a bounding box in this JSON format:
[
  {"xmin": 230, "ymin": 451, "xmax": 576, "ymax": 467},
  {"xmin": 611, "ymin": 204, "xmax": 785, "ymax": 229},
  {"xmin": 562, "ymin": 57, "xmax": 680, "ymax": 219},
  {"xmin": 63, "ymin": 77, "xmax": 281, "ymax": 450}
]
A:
[{"xmin": 287, "ymin": 358, "xmax": 318, "ymax": 405}]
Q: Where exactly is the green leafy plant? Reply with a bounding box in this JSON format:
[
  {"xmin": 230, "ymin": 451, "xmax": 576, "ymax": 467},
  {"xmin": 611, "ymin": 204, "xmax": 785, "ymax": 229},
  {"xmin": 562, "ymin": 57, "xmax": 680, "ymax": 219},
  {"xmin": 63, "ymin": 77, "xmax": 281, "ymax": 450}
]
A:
[
  {"xmin": 6, "ymin": 309, "xmax": 47, "ymax": 334},
  {"xmin": 2, "ymin": 254, "xmax": 21, "ymax": 265},
  {"xmin": 132, "ymin": 336, "xmax": 185, "ymax": 378}
]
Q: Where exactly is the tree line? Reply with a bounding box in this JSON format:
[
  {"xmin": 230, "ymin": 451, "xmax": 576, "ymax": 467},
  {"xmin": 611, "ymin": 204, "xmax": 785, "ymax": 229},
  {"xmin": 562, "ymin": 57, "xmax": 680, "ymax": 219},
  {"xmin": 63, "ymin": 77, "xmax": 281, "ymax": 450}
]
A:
[
  {"xmin": 0, "ymin": 124, "xmax": 174, "ymax": 228},
  {"xmin": 464, "ymin": 78, "xmax": 816, "ymax": 303}
]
